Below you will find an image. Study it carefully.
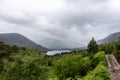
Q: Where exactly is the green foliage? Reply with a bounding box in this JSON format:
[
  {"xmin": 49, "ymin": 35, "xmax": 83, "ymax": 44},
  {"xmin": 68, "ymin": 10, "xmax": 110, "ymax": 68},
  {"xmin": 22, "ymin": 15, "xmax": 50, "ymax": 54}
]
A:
[
  {"xmin": 81, "ymin": 50, "xmax": 89, "ymax": 57},
  {"xmin": 49, "ymin": 51, "xmax": 110, "ymax": 80},
  {"xmin": 87, "ymin": 37, "xmax": 98, "ymax": 54},
  {"xmin": 49, "ymin": 54, "xmax": 91, "ymax": 80},
  {"xmin": 77, "ymin": 51, "xmax": 110, "ymax": 80},
  {"xmin": 0, "ymin": 41, "xmax": 21, "ymax": 75},
  {"xmin": 82, "ymin": 62, "xmax": 110, "ymax": 80},
  {"xmin": 3, "ymin": 50, "xmax": 49, "ymax": 80},
  {"xmin": 91, "ymin": 51, "xmax": 105, "ymax": 68},
  {"xmin": 0, "ymin": 41, "xmax": 110, "ymax": 80},
  {"xmin": 115, "ymin": 37, "xmax": 120, "ymax": 51},
  {"xmin": 99, "ymin": 37, "xmax": 120, "ymax": 54},
  {"xmin": 105, "ymin": 44, "xmax": 115, "ymax": 54},
  {"xmin": 0, "ymin": 41, "xmax": 12, "ymax": 58}
]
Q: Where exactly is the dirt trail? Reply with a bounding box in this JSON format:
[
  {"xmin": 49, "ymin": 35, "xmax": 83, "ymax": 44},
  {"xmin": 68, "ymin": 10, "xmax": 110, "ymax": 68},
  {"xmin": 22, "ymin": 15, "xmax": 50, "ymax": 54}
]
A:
[{"xmin": 105, "ymin": 54, "xmax": 120, "ymax": 80}]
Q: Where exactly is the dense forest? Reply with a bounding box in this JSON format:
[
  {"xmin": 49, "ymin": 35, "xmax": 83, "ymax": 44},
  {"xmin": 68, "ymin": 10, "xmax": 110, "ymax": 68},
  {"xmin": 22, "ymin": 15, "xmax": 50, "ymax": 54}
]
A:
[{"xmin": 1, "ymin": 37, "xmax": 120, "ymax": 80}]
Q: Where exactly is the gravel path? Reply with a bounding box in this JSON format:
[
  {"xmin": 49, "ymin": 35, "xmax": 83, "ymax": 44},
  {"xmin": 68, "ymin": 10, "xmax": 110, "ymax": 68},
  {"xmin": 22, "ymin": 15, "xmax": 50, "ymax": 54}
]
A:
[{"xmin": 105, "ymin": 54, "xmax": 120, "ymax": 80}]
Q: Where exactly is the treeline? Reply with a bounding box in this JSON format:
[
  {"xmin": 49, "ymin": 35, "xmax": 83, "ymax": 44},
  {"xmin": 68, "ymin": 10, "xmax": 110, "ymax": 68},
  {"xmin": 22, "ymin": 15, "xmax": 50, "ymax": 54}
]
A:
[
  {"xmin": 0, "ymin": 41, "xmax": 27, "ymax": 75},
  {"xmin": 99, "ymin": 37, "xmax": 120, "ymax": 54},
  {"xmin": 87, "ymin": 37, "xmax": 120, "ymax": 55},
  {"xmin": 0, "ymin": 41, "xmax": 27, "ymax": 58}
]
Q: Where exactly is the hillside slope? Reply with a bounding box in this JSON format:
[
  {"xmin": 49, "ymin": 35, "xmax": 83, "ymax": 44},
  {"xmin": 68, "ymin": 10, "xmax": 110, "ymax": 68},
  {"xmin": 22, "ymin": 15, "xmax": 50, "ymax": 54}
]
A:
[
  {"xmin": 97, "ymin": 32, "xmax": 120, "ymax": 44},
  {"xmin": 0, "ymin": 33, "xmax": 48, "ymax": 52}
]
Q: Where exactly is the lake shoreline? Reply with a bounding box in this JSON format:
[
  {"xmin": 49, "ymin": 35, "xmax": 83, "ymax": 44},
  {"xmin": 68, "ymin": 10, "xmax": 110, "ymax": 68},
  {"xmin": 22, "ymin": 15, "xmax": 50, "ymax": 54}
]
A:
[{"xmin": 46, "ymin": 50, "xmax": 71, "ymax": 55}]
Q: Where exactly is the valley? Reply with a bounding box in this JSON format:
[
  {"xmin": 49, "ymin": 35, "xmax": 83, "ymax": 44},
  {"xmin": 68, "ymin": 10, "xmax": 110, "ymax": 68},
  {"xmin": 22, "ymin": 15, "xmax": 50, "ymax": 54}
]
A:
[
  {"xmin": 0, "ymin": 0, "xmax": 120, "ymax": 79},
  {"xmin": 0, "ymin": 32, "xmax": 120, "ymax": 80}
]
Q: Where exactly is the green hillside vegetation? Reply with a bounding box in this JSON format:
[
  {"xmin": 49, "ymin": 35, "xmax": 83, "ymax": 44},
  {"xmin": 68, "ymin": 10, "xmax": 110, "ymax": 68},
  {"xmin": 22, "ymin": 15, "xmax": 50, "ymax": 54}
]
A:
[
  {"xmin": 82, "ymin": 52, "xmax": 109, "ymax": 80},
  {"xmin": 49, "ymin": 51, "xmax": 109, "ymax": 80},
  {"xmin": 99, "ymin": 37, "xmax": 120, "ymax": 54},
  {"xmin": 0, "ymin": 37, "xmax": 114, "ymax": 80},
  {"xmin": 0, "ymin": 40, "xmax": 110, "ymax": 80}
]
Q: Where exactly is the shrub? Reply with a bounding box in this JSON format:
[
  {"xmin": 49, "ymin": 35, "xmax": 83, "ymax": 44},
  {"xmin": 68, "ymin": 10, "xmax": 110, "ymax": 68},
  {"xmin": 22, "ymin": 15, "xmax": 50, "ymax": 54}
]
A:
[
  {"xmin": 49, "ymin": 54, "xmax": 91, "ymax": 80},
  {"xmin": 3, "ymin": 49, "xmax": 49, "ymax": 80},
  {"xmin": 83, "ymin": 62, "xmax": 110, "ymax": 80}
]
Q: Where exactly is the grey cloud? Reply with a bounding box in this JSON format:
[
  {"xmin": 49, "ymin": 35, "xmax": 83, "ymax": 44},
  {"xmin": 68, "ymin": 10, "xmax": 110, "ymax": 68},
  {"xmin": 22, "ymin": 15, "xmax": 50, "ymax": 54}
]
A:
[
  {"xmin": 0, "ymin": 0, "xmax": 120, "ymax": 48},
  {"xmin": 65, "ymin": 0, "xmax": 109, "ymax": 4},
  {"xmin": 0, "ymin": 13, "xmax": 37, "ymax": 26}
]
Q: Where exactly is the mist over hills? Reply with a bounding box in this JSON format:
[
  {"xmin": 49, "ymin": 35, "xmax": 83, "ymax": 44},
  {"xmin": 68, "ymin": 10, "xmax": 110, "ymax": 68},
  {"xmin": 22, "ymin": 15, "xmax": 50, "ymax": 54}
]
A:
[
  {"xmin": 1, "ymin": 31, "xmax": 120, "ymax": 51},
  {"xmin": 40, "ymin": 38, "xmax": 85, "ymax": 50},
  {"xmin": 97, "ymin": 32, "xmax": 120, "ymax": 44},
  {"xmin": 0, "ymin": 33, "xmax": 85, "ymax": 51},
  {"xmin": 0, "ymin": 33, "xmax": 48, "ymax": 52}
]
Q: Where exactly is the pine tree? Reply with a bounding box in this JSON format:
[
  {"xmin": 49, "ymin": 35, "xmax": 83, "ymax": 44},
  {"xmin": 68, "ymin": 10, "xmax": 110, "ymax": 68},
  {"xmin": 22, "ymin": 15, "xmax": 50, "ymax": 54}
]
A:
[{"xmin": 87, "ymin": 37, "xmax": 98, "ymax": 54}]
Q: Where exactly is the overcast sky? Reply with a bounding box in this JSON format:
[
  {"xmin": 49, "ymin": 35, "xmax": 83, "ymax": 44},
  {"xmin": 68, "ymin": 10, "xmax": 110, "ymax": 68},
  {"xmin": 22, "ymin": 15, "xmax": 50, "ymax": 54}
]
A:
[{"xmin": 0, "ymin": 0, "xmax": 120, "ymax": 47}]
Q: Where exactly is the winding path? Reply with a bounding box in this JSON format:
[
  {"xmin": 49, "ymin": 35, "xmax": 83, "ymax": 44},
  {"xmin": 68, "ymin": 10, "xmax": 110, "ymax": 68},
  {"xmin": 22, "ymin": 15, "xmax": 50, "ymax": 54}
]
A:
[{"xmin": 105, "ymin": 54, "xmax": 120, "ymax": 80}]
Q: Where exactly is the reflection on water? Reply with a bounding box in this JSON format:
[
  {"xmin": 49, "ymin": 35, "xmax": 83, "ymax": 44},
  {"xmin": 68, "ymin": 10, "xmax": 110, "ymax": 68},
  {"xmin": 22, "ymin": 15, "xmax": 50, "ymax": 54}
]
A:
[{"xmin": 46, "ymin": 50, "xmax": 71, "ymax": 55}]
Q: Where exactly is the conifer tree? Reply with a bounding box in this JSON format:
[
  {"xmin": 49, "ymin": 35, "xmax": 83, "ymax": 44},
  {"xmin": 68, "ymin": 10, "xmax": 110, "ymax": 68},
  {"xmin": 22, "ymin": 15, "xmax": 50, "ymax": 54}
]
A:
[{"xmin": 87, "ymin": 37, "xmax": 98, "ymax": 54}]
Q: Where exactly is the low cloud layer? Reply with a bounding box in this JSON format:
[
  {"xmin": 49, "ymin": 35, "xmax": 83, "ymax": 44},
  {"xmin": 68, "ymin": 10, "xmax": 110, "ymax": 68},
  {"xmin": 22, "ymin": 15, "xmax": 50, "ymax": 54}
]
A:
[{"xmin": 0, "ymin": 0, "xmax": 120, "ymax": 48}]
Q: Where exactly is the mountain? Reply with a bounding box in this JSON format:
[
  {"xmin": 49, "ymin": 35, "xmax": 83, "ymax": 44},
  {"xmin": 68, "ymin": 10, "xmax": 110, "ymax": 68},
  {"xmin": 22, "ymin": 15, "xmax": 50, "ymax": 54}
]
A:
[
  {"xmin": 97, "ymin": 32, "xmax": 120, "ymax": 44},
  {"xmin": 40, "ymin": 38, "xmax": 85, "ymax": 50},
  {"xmin": 0, "ymin": 33, "xmax": 48, "ymax": 52}
]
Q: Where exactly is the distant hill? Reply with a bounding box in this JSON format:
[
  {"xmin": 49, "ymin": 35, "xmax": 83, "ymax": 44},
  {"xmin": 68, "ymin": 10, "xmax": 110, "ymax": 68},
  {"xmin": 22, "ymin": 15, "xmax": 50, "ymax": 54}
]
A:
[
  {"xmin": 97, "ymin": 32, "xmax": 120, "ymax": 44},
  {"xmin": 40, "ymin": 38, "xmax": 84, "ymax": 50},
  {"xmin": 0, "ymin": 33, "xmax": 48, "ymax": 52}
]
